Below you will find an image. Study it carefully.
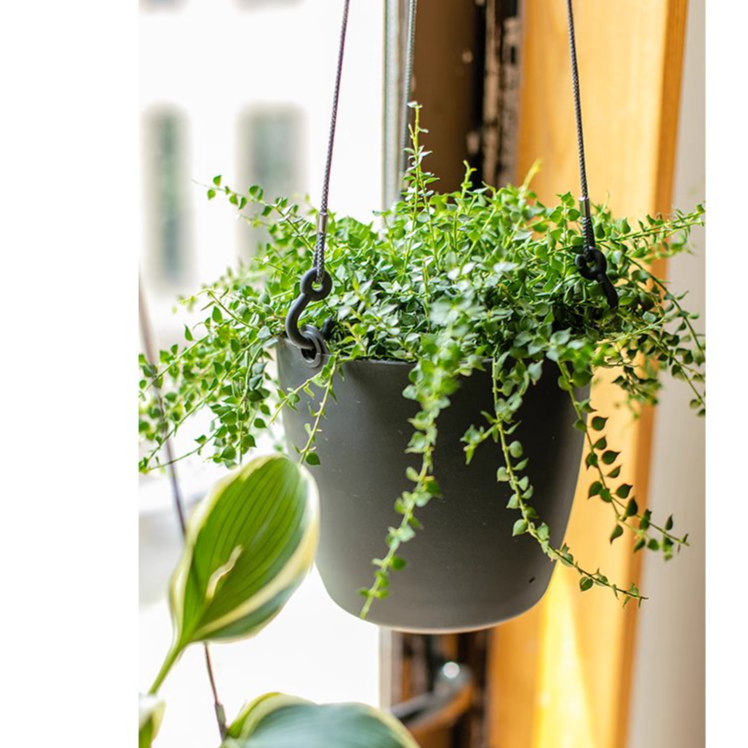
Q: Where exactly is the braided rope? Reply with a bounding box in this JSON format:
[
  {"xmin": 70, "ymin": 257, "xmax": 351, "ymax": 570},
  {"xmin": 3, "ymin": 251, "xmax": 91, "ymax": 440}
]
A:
[
  {"xmin": 565, "ymin": 0, "xmax": 595, "ymax": 252},
  {"xmin": 313, "ymin": 0, "xmax": 351, "ymax": 282},
  {"xmin": 565, "ymin": 0, "xmax": 618, "ymax": 308},
  {"xmin": 313, "ymin": 0, "xmax": 419, "ymax": 279},
  {"xmin": 400, "ymin": 0, "xmax": 419, "ymax": 181}
]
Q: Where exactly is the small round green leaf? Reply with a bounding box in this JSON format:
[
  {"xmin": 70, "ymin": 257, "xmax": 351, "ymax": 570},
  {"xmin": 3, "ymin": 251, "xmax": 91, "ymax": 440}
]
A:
[
  {"xmin": 391, "ymin": 555, "xmax": 407, "ymax": 571},
  {"xmin": 591, "ymin": 416, "xmax": 607, "ymax": 431}
]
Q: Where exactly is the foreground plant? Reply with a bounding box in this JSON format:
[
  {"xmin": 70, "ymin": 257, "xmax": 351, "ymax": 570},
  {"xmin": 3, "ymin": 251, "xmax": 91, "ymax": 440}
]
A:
[
  {"xmin": 139, "ymin": 695, "xmax": 165, "ymax": 748},
  {"xmin": 148, "ymin": 455, "xmax": 319, "ymax": 695},
  {"xmin": 223, "ymin": 694, "xmax": 418, "ymax": 748},
  {"xmin": 142, "ymin": 454, "xmax": 416, "ymax": 748},
  {"xmin": 139, "ymin": 107, "xmax": 705, "ymax": 612}
]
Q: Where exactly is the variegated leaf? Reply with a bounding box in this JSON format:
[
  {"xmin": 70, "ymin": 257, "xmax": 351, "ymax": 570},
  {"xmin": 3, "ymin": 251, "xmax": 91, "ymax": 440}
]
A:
[
  {"xmin": 150, "ymin": 456, "xmax": 319, "ymax": 694},
  {"xmin": 138, "ymin": 694, "xmax": 165, "ymax": 748},
  {"xmin": 172, "ymin": 455, "xmax": 319, "ymax": 645},
  {"xmin": 223, "ymin": 693, "xmax": 419, "ymax": 748}
]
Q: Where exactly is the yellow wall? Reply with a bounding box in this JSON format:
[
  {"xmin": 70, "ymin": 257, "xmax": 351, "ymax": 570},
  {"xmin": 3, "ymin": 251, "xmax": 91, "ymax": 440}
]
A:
[{"xmin": 488, "ymin": 2, "xmax": 688, "ymax": 747}]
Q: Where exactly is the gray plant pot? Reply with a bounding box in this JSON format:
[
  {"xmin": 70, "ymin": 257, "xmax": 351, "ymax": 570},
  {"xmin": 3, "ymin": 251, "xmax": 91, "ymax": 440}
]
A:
[{"xmin": 277, "ymin": 339, "xmax": 585, "ymax": 633}]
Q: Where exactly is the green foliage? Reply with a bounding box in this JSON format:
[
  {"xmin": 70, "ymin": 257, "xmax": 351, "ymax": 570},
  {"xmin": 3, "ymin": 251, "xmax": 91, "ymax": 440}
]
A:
[
  {"xmin": 148, "ymin": 455, "xmax": 319, "ymax": 694},
  {"xmin": 222, "ymin": 694, "xmax": 419, "ymax": 748},
  {"xmin": 144, "ymin": 456, "xmax": 415, "ymax": 747},
  {"xmin": 139, "ymin": 105, "xmax": 705, "ymax": 614},
  {"xmin": 138, "ymin": 694, "xmax": 165, "ymax": 748}
]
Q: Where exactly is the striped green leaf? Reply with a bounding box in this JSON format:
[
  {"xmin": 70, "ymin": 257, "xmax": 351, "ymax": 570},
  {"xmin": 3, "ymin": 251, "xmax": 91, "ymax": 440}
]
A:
[
  {"xmin": 150, "ymin": 456, "xmax": 319, "ymax": 693},
  {"xmin": 138, "ymin": 694, "xmax": 165, "ymax": 748},
  {"xmin": 173, "ymin": 454, "xmax": 319, "ymax": 644},
  {"xmin": 223, "ymin": 693, "xmax": 419, "ymax": 748}
]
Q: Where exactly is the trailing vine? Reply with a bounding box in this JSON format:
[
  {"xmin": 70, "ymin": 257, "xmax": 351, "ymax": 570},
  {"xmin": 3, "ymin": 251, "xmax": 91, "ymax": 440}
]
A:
[
  {"xmin": 139, "ymin": 106, "xmax": 705, "ymax": 612},
  {"xmin": 295, "ymin": 357, "xmax": 338, "ymax": 467}
]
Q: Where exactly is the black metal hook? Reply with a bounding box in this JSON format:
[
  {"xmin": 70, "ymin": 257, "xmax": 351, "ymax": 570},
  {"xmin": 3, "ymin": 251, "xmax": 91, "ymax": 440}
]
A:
[
  {"xmin": 574, "ymin": 197, "xmax": 618, "ymax": 310},
  {"xmin": 285, "ymin": 269, "xmax": 334, "ymax": 364},
  {"xmin": 575, "ymin": 249, "xmax": 619, "ymax": 309}
]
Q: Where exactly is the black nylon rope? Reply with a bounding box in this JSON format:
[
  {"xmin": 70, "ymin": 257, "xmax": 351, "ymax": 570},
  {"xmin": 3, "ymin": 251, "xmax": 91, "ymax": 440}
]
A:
[
  {"xmin": 565, "ymin": 0, "xmax": 618, "ymax": 309},
  {"xmin": 290, "ymin": 0, "xmax": 615, "ymax": 353},
  {"xmin": 565, "ymin": 0, "xmax": 591, "ymax": 237},
  {"xmin": 400, "ymin": 0, "xmax": 419, "ymax": 182},
  {"xmin": 287, "ymin": 0, "xmax": 421, "ymax": 356},
  {"xmin": 313, "ymin": 0, "xmax": 418, "ymax": 281},
  {"xmin": 313, "ymin": 0, "xmax": 351, "ymax": 283}
]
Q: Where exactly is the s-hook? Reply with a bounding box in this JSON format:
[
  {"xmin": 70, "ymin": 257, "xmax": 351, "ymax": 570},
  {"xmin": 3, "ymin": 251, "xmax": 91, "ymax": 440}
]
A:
[
  {"xmin": 285, "ymin": 0, "xmax": 420, "ymax": 365},
  {"xmin": 284, "ymin": 0, "xmax": 351, "ymax": 365},
  {"xmin": 285, "ymin": 267, "xmax": 334, "ymax": 368},
  {"xmin": 565, "ymin": 0, "xmax": 619, "ymax": 310}
]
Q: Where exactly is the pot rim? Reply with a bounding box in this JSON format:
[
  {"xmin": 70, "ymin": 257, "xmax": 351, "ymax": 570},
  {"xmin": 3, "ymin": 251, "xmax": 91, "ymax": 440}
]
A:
[
  {"xmin": 276, "ymin": 335, "xmax": 413, "ymax": 368},
  {"xmin": 276, "ymin": 336, "xmax": 503, "ymax": 370}
]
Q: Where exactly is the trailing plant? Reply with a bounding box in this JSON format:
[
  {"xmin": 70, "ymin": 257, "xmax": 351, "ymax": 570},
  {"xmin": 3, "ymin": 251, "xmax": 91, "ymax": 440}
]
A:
[
  {"xmin": 139, "ymin": 106, "xmax": 705, "ymax": 613},
  {"xmin": 141, "ymin": 454, "xmax": 417, "ymax": 748}
]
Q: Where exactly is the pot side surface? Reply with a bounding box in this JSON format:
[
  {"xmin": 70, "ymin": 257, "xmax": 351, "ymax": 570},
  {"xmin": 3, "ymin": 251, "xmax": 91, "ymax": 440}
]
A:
[{"xmin": 277, "ymin": 340, "xmax": 586, "ymax": 632}]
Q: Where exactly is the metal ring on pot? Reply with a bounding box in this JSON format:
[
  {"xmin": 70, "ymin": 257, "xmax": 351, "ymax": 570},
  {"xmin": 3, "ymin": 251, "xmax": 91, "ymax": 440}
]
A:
[{"xmin": 299, "ymin": 326, "xmax": 328, "ymax": 368}]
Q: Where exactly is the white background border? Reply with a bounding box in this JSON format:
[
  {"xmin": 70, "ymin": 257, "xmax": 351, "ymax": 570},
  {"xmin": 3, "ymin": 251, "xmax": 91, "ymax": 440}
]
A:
[{"xmin": 0, "ymin": 1, "xmax": 741, "ymax": 746}]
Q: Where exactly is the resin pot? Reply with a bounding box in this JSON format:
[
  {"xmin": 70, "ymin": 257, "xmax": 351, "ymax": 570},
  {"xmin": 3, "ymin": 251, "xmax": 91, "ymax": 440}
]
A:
[{"xmin": 277, "ymin": 339, "xmax": 586, "ymax": 633}]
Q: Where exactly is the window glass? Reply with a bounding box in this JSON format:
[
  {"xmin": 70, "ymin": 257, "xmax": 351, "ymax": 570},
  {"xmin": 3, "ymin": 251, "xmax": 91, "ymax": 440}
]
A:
[
  {"xmin": 140, "ymin": 3, "xmax": 385, "ymax": 743},
  {"xmin": 144, "ymin": 109, "xmax": 190, "ymax": 287},
  {"xmin": 239, "ymin": 108, "xmax": 304, "ymax": 256},
  {"xmin": 141, "ymin": 0, "xmax": 183, "ymax": 9}
]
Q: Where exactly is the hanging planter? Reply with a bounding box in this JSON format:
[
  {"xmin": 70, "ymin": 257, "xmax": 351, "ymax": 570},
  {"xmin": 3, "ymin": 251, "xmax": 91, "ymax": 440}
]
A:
[
  {"xmin": 138, "ymin": 137, "xmax": 704, "ymax": 628},
  {"xmin": 278, "ymin": 342, "xmax": 586, "ymax": 630},
  {"xmin": 138, "ymin": 0, "xmax": 705, "ymax": 633}
]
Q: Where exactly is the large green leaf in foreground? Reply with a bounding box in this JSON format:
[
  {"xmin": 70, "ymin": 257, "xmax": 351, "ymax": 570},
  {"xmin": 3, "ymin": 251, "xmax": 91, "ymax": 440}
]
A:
[
  {"xmin": 223, "ymin": 693, "xmax": 419, "ymax": 748},
  {"xmin": 171, "ymin": 455, "xmax": 319, "ymax": 647}
]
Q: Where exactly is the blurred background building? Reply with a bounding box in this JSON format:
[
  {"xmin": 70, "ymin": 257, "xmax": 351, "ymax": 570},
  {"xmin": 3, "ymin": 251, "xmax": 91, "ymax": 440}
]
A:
[{"xmin": 139, "ymin": 0, "xmax": 384, "ymax": 339}]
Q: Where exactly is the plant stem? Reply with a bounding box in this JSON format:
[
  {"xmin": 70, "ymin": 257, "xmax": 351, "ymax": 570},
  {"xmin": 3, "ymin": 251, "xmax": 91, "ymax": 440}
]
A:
[
  {"xmin": 140, "ymin": 332, "xmax": 212, "ymax": 392},
  {"xmin": 359, "ymin": 450, "xmax": 432, "ymax": 620},
  {"xmin": 140, "ymin": 341, "xmax": 256, "ymax": 472},
  {"xmin": 148, "ymin": 643, "xmax": 182, "ymax": 695},
  {"xmin": 558, "ymin": 362, "xmax": 688, "ymax": 549},
  {"xmin": 142, "ymin": 433, "xmax": 218, "ymax": 472},
  {"xmin": 207, "ymin": 291, "xmax": 254, "ymax": 329},
  {"xmin": 268, "ymin": 373, "xmax": 322, "ymax": 428},
  {"xmin": 625, "ymin": 254, "xmax": 706, "ymax": 360},
  {"xmin": 495, "ymin": 414, "xmax": 643, "ymax": 604},
  {"xmin": 491, "ymin": 360, "xmax": 644, "ymax": 604},
  {"xmin": 297, "ymin": 359, "xmax": 337, "ymax": 465}
]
